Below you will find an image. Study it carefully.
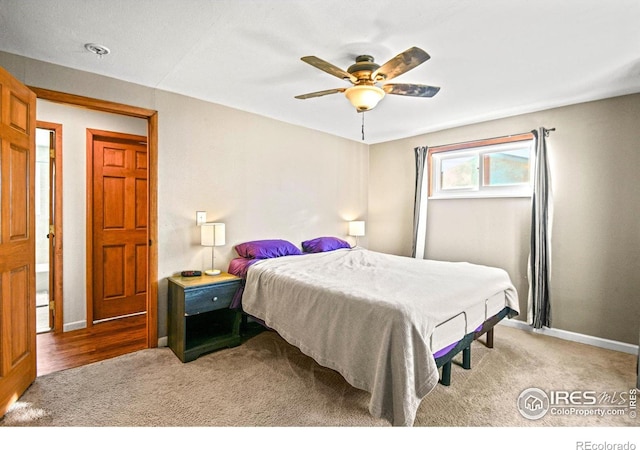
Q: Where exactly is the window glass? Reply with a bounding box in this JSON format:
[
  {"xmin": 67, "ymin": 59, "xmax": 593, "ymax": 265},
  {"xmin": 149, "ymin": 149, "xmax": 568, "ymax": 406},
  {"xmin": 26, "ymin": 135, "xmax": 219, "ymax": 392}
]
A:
[
  {"xmin": 429, "ymin": 135, "xmax": 533, "ymax": 198},
  {"xmin": 441, "ymin": 154, "xmax": 478, "ymax": 190},
  {"xmin": 482, "ymin": 148, "xmax": 530, "ymax": 187}
]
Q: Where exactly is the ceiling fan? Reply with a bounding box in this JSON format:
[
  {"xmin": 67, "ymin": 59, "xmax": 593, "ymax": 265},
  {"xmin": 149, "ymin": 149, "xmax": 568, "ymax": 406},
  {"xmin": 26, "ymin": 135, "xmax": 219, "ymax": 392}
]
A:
[{"xmin": 295, "ymin": 46, "xmax": 440, "ymax": 112}]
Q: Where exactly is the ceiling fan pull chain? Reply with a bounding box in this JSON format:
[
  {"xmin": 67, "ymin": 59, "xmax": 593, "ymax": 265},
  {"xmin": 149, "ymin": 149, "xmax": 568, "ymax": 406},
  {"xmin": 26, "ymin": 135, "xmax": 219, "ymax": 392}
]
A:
[{"xmin": 361, "ymin": 111, "xmax": 365, "ymax": 141}]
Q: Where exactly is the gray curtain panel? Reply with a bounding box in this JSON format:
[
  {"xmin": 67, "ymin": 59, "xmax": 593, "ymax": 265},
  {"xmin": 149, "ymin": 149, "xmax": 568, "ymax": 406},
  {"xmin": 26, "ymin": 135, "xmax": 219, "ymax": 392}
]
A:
[
  {"xmin": 528, "ymin": 128, "xmax": 553, "ymax": 328},
  {"xmin": 412, "ymin": 146, "xmax": 428, "ymax": 258}
]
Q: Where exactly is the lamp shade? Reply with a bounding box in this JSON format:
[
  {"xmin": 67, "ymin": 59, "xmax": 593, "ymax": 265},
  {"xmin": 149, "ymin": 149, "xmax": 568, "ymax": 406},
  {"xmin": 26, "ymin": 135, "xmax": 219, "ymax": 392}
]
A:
[
  {"xmin": 200, "ymin": 223, "xmax": 225, "ymax": 247},
  {"xmin": 348, "ymin": 221, "xmax": 365, "ymax": 237},
  {"xmin": 344, "ymin": 85, "xmax": 385, "ymax": 112}
]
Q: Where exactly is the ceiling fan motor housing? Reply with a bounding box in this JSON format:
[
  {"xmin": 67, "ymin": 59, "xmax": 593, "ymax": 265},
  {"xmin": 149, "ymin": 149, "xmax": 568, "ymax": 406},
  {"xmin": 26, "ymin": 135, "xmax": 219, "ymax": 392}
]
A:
[{"xmin": 347, "ymin": 55, "xmax": 383, "ymax": 82}]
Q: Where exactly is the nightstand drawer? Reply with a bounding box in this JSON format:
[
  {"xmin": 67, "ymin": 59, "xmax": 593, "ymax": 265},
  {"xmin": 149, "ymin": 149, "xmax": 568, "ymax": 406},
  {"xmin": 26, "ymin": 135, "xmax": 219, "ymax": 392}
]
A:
[{"xmin": 184, "ymin": 282, "xmax": 237, "ymax": 315}]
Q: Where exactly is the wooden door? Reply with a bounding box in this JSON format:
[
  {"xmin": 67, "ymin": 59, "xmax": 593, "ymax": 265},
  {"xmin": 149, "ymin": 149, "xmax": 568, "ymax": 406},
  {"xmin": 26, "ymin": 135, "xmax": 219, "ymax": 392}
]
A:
[
  {"xmin": 0, "ymin": 66, "xmax": 36, "ymax": 417},
  {"xmin": 90, "ymin": 130, "xmax": 148, "ymax": 321}
]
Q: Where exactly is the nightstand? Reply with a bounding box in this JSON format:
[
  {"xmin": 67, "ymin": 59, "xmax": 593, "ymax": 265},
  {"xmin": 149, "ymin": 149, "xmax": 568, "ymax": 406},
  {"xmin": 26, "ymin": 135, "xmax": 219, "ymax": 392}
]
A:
[{"xmin": 168, "ymin": 272, "xmax": 242, "ymax": 362}]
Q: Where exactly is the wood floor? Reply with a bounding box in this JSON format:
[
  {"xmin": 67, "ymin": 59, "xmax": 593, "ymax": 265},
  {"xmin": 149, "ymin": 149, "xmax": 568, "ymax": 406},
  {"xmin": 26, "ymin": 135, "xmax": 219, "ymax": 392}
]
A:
[{"xmin": 36, "ymin": 314, "xmax": 148, "ymax": 377}]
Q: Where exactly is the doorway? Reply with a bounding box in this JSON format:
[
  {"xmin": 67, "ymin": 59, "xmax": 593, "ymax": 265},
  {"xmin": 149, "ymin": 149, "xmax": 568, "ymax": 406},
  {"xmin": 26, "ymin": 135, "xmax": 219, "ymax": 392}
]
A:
[
  {"xmin": 35, "ymin": 122, "xmax": 63, "ymax": 334},
  {"xmin": 29, "ymin": 86, "xmax": 159, "ymax": 354}
]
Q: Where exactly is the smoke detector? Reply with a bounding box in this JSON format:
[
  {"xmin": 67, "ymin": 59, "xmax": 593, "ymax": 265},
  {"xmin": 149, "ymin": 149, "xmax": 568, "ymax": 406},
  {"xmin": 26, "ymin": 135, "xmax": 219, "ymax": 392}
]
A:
[{"xmin": 84, "ymin": 43, "xmax": 110, "ymax": 57}]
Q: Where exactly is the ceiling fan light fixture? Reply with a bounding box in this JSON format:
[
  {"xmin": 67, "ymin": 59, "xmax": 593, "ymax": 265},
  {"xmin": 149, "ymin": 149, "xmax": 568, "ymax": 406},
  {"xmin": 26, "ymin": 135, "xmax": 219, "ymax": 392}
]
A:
[{"xmin": 344, "ymin": 85, "xmax": 385, "ymax": 112}]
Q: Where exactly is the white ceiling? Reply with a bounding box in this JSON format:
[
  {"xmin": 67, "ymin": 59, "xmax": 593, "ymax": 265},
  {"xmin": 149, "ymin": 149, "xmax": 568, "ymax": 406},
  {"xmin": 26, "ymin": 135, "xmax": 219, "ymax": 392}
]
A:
[{"xmin": 1, "ymin": 0, "xmax": 639, "ymax": 144}]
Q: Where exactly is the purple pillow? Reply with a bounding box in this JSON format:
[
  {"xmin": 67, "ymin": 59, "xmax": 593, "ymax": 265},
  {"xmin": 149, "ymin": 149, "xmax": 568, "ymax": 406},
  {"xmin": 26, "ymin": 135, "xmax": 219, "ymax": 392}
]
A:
[
  {"xmin": 301, "ymin": 236, "xmax": 351, "ymax": 253},
  {"xmin": 234, "ymin": 239, "xmax": 302, "ymax": 259}
]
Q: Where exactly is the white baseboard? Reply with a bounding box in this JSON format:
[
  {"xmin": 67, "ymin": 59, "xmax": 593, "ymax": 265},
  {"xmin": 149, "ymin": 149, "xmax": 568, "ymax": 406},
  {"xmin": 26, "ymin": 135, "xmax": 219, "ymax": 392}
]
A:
[
  {"xmin": 63, "ymin": 320, "xmax": 87, "ymax": 332},
  {"xmin": 157, "ymin": 336, "xmax": 168, "ymax": 347},
  {"xmin": 498, "ymin": 319, "xmax": 639, "ymax": 355}
]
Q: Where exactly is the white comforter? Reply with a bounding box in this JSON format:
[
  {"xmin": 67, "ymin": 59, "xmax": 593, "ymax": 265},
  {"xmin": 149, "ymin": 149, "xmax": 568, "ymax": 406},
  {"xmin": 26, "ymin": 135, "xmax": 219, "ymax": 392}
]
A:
[{"xmin": 241, "ymin": 248, "xmax": 519, "ymax": 426}]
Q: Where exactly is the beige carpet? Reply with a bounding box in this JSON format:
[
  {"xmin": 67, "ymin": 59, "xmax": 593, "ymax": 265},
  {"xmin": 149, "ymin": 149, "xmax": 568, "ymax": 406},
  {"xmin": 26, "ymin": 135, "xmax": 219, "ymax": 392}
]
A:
[{"xmin": 1, "ymin": 325, "xmax": 637, "ymax": 427}]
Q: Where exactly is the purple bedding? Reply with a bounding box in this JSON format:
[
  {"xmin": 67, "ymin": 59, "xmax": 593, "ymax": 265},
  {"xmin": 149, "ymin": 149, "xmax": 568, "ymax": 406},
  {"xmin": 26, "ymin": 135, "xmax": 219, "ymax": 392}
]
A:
[
  {"xmin": 228, "ymin": 257, "xmax": 259, "ymax": 278},
  {"xmin": 228, "ymin": 257, "xmax": 259, "ymax": 309}
]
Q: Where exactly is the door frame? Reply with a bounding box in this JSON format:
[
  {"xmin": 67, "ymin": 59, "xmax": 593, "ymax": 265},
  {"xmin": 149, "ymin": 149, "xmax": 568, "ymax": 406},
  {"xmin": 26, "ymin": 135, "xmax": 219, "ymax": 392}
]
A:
[
  {"xmin": 29, "ymin": 86, "xmax": 159, "ymax": 348},
  {"xmin": 35, "ymin": 121, "xmax": 63, "ymax": 333}
]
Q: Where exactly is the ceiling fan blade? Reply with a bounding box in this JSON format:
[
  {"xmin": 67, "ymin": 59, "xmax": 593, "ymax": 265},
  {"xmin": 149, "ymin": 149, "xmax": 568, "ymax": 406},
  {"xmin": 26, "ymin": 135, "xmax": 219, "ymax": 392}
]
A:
[
  {"xmin": 382, "ymin": 83, "xmax": 440, "ymax": 97},
  {"xmin": 372, "ymin": 47, "xmax": 431, "ymax": 82},
  {"xmin": 295, "ymin": 88, "xmax": 346, "ymax": 100},
  {"xmin": 300, "ymin": 56, "xmax": 357, "ymax": 83}
]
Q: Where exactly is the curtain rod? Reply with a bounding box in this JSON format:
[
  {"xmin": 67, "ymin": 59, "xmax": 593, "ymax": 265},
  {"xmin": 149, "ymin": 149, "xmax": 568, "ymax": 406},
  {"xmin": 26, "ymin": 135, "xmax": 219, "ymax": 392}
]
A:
[
  {"xmin": 495, "ymin": 126, "xmax": 556, "ymax": 140},
  {"xmin": 465, "ymin": 126, "xmax": 557, "ymax": 142},
  {"xmin": 531, "ymin": 127, "xmax": 556, "ymax": 138},
  {"xmin": 427, "ymin": 127, "xmax": 555, "ymax": 153},
  {"xmin": 541, "ymin": 127, "xmax": 556, "ymax": 137},
  {"xmin": 424, "ymin": 127, "xmax": 556, "ymax": 152}
]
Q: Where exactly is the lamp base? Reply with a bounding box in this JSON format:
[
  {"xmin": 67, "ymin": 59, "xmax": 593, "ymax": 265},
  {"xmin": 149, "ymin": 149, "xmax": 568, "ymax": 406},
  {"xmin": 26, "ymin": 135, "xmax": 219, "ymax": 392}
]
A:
[{"xmin": 204, "ymin": 269, "xmax": 221, "ymax": 276}]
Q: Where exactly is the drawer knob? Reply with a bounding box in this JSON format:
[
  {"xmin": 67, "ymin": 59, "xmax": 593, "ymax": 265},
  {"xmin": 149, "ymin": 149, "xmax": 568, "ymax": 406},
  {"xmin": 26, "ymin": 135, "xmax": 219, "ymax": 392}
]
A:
[{"xmin": 212, "ymin": 296, "xmax": 218, "ymax": 302}]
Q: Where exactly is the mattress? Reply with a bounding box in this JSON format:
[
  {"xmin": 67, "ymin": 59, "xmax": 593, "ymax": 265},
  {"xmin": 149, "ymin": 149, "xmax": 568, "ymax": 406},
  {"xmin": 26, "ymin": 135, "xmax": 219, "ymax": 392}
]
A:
[
  {"xmin": 240, "ymin": 247, "xmax": 519, "ymax": 426},
  {"xmin": 231, "ymin": 254, "xmax": 513, "ymax": 355},
  {"xmin": 430, "ymin": 291, "xmax": 508, "ymax": 352}
]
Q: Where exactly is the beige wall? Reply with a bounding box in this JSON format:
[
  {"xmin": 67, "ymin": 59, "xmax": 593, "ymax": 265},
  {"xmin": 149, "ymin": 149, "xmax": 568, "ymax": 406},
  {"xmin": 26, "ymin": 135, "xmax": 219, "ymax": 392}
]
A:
[
  {"xmin": 369, "ymin": 94, "xmax": 640, "ymax": 345},
  {"xmin": 154, "ymin": 91, "xmax": 369, "ymax": 334},
  {"xmin": 1, "ymin": 51, "xmax": 368, "ymax": 338}
]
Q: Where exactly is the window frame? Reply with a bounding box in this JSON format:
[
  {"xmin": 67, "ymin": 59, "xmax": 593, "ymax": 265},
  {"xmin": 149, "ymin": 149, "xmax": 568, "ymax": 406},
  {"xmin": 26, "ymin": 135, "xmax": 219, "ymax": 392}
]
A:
[{"xmin": 428, "ymin": 133, "xmax": 534, "ymax": 199}]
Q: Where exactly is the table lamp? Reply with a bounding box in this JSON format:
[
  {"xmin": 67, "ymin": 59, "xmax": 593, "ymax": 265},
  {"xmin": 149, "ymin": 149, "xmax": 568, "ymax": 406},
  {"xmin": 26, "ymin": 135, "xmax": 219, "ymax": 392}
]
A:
[
  {"xmin": 200, "ymin": 222, "xmax": 225, "ymax": 275},
  {"xmin": 348, "ymin": 220, "xmax": 365, "ymax": 247}
]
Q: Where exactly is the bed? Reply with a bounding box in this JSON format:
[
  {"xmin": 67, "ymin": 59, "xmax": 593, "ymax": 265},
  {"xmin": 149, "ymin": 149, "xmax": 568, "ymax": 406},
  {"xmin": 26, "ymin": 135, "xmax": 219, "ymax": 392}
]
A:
[{"xmin": 228, "ymin": 238, "xmax": 519, "ymax": 426}]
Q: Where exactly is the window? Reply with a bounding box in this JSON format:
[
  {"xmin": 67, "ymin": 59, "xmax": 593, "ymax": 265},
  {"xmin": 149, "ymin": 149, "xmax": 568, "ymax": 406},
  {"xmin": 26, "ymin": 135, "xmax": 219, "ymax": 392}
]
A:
[{"xmin": 429, "ymin": 134, "xmax": 534, "ymax": 198}]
